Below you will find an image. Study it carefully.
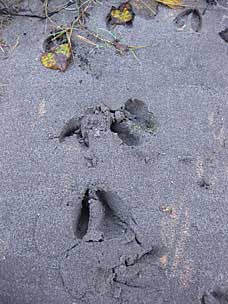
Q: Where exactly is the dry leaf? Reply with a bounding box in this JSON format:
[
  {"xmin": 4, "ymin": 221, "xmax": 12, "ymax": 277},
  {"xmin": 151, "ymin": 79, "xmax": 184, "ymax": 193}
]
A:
[
  {"xmin": 155, "ymin": 0, "xmax": 182, "ymax": 8},
  {"xmin": 106, "ymin": 2, "xmax": 135, "ymax": 28},
  {"xmin": 112, "ymin": 39, "xmax": 129, "ymax": 53},
  {"xmin": 40, "ymin": 43, "xmax": 72, "ymax": 72}
]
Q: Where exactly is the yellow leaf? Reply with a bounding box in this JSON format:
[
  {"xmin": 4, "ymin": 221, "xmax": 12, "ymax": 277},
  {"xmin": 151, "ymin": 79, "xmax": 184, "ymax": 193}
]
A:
[
  {"xmin": 40, "ymin": 52, "xmax": 58, "ymax": 70},
  {"xmin": 155, "ymin": 0, "xmax": 182, "ymax": 8},
  {"xmin": 111, "ymin": 7, "xmax": 133, "ymax": 22},
  {"xmin": 40, "ymin": 43, "xmax": 72, "ymax": 72},
  {"xmin": 107, "ymin": 2, "xmax": 135, "ymax": 27},
  {"xmin": 54, "ymin": 43, "xmax": 71, "ymax": 58}
]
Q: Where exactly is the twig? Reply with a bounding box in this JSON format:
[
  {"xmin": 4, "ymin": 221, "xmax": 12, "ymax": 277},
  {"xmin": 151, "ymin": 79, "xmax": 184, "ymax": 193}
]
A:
[
  {"xmin": 130, "ymin": 48, "xmax": 141, "ymax": 64},
  {"xmin": 86, "ymin": 28, "xmax": 150, "ymax": 51},
  {"xmin": 10, "ymin": 35, "xmax": 20, "ymax": 54},
  {"xmin": 139, "ymin": 0, "xmax": 156, "ymax": 15},
  {"xmin": 73, "ymin": 33, "xmax": 98, "ymax": 46},
  {"xmin": 0, "ymin": 45, "xmax": 5, "ymax": 54}
]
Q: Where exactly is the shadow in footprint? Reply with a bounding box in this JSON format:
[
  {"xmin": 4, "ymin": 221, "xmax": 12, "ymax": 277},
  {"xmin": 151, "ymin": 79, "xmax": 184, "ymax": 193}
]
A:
[
  {"xmin": 59, "ymin": 107, "xmax": 110, "ymax": 147},
  {"xmin": 125, "ymin": 99, "xmax": 156, "ymax": 131},
  {"xmin": 110, "ymin": 121, "xmax": 141, "ymax": 146},
  {"xmin": 59, "ymin": 116, "xmax": 89, "ymax": 147},
  {"xmin": 75, "ymin": 189, "xmax": 90, "ymax": 239},
  {"xmin": 110, "ymin": 99, "xmax": 157, "ymax": 146},
  {"xmin": 96, "ymin": 189, "xmax": 127, "ymax": 239}
]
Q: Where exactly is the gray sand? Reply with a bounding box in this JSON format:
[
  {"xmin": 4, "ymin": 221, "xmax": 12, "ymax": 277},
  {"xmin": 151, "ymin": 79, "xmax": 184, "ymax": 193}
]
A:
[{"xmin": 1, "ymin": 0, "xmax": 228, "ymax": 303}]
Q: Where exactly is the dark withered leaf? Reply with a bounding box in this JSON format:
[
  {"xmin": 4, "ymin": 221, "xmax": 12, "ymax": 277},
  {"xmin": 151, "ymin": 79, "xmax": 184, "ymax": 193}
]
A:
[
  {"xmin": 106, "ymin": 2, "xmax": 135, "ymax": 28},
  {"xmin": 112, "ymin": 39, "xmax": 129, "ymax": 53},
  {"xmin": 191, "ymin": 9, "xmax": 202, "ymax": 32},
  {"xmin": 219, "ymin": 28, "xmax": 228, "ymax": 42}
]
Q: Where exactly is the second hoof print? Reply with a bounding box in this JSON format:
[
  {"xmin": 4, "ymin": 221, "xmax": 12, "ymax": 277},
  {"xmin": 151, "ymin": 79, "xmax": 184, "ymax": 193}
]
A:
[
  {"xmin": 74, "ymin": 186, "xmax": 129, "ymax": 243},
  {"xmin": 59, "ymin": 99, "xmax": 158, "ymax": 147}
]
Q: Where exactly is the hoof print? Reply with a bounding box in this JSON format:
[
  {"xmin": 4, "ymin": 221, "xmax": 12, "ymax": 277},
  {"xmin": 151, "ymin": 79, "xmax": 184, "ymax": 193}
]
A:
[
  {"xmin": 74, "ymin": 187, "xmax": 128, "ymax": 242},
  {"xmin": 174, "ymin": 9, "xmax": 202, "ymax": 32},
  {"xmin": 110, "ymin": 99, "xmax": 157, "ymax": 146},
  {"xmin": 59, "ymin": 106, "xmax": 110, "ymax": 147},
  {"xmin": 59, "ymin": 100, "xmax": 157, "ymax": 148},
  {"xmin": 59, "ymin": 116, "xmax": 82, "ymax": 143},
  {"xmin": 110, "ymin": 119, "xmax": 141, "ymax": 146}
]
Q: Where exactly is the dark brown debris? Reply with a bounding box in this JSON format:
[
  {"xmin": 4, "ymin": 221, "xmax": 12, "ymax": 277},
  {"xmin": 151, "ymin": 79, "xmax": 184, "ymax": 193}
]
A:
[{"xmin": 219, "ymin": 28, "xmax": 228, "ymax": 43}]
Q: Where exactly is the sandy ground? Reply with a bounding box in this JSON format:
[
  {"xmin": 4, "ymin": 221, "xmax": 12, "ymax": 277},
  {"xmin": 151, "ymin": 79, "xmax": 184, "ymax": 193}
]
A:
[{"xmin": 0, "ymin": 0, "xmax": 228, "ymax": 303}]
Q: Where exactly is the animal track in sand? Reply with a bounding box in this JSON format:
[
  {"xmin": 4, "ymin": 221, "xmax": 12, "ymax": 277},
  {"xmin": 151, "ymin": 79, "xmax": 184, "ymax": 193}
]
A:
[
  {"xmin": 110, "ymin": 98, "xmax": 157, "ymax": 146},
  {"xmin": 74, "ymin": 186, "xmax": 127, "ymax": 242},
  {"xmin": 59, "ymin": 106, "xmax": 111, "ymax": 147},
  {"xmin": 59, "ymin": 99, "xmax": 158, "ymax": 147}
]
